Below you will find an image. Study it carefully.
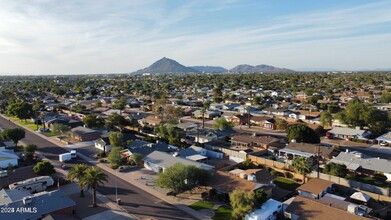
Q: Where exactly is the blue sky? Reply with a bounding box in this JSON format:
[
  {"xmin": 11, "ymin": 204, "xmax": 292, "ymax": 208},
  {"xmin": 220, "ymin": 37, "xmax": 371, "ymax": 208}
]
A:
[{"xmin": 0, "ymin": 0, "xmax": 390, "ymax": 74}]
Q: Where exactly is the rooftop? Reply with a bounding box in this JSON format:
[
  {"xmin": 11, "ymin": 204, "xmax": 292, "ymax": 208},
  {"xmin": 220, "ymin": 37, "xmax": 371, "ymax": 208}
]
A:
[
  {"xmin": 330, "ymin": 151, "xmax": 391, "ymax": 173},
  {"xmin": 297, "ymin": 179, "xmax": 333, "ymax": 195},
  {"xmin": 285, "ymin": 196, "xmax": 369, "ymax": 220}
]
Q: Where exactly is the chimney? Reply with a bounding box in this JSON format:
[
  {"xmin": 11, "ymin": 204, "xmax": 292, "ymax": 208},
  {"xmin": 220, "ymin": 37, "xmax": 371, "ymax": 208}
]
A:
[{"xmin": 252, "ymin": 132, "xmax": 257, "ymax": 137}]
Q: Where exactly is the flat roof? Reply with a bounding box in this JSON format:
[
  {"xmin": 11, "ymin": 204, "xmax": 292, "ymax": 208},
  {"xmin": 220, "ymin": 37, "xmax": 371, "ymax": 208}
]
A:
[
  {"xmin": 186, "ymin": 155, "xmax": 207, "ymax": 161},
  {"xmin": 246, "ymin": 199, "xmax": 282, "ymax": 220},
  {"xmin": 279, "ymin": 148, "xmax": 314, "ymax": 157}
]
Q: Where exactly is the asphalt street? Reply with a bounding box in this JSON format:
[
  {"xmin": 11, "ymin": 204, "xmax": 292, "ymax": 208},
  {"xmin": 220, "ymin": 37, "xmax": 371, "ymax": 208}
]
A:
[{"xmin": 0, "ymin": 116, "xmax": 194, "ymax": 220}]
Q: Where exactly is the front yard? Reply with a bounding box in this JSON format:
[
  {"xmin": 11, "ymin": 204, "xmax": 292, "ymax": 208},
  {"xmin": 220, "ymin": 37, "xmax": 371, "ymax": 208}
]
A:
[
  {"xmin": 189, "ymin": 201, "xmax": 214, "ymax": 210},
  {"xmin": 213, "ymin": 206, "xmax": 232, "ymax": 220},
  {"xmin": 188, "ymin": 201, "xmax": 232, "ymax": 220}
]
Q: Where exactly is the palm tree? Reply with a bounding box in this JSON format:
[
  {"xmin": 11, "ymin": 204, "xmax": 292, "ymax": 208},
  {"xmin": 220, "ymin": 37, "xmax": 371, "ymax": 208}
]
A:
[
  {"xmin": 81, "ymin": 167, "xmax": 108, "ymax": 207},
  {"xmin": 291, "ymin": 156, "xmax": 312, "ymax": 183},
  {"xmin": 201, "ymin": 108, "xmax": 206, "ymax": 129},
  {"xmin": 246, "ymin": 106, "xmax": 252, "ymax": 128},
  {"xmin": 67, "ymin": 164, "xmax": 88, "ymax": 197}
]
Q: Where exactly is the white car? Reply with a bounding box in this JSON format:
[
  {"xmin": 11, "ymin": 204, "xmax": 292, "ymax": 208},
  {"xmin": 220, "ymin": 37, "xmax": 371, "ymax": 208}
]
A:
[{"xmin": 379, "ymin": 142, "xmax": 389, "ymax": 146}]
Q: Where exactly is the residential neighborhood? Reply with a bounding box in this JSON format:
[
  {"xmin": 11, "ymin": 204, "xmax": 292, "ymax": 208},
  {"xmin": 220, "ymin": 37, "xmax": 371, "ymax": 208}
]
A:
[{"xmin": 0, "ymin": 71, "xmax": 391, "ymax": 220}]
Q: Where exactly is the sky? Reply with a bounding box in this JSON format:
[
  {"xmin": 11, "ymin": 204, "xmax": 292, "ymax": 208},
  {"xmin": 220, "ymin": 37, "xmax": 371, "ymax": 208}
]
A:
[{"xmin": 0, "ymin": 0, "xmax": 391, "ymax": 74}]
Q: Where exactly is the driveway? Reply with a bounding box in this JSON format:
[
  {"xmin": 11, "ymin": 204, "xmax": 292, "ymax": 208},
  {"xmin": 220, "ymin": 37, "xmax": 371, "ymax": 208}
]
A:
[{"xmin": 66, "ymin": 141, "xmax": 100, "ymax": 159}]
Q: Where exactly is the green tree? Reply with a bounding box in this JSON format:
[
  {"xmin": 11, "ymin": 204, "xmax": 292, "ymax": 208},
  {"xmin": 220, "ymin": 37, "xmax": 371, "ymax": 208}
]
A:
[
  {"xmin": 112, "ymin": 97, "xmax": 126, "ymax": 115},
  {"xmin": 291, "ymin": 156, "xmax": 312, "ymax": 183},
  {"xmin": 68, "ymin": 164, "xmax": 88, "ymax": 197},
  {"xmin": 107, "ymin": 146, "xmax": 122, "ymax": 168},
  {"xmin": 156, "ymin": 163, "xmax": 209, "ymax": 194},
  {"xmin": 275, "ymin": 117, "xmax": 288, "ymax": 130},
  {"xmin": 83, "ymin": 114, "xmax": 104, "ymax": 128},
  {"xmin": 105, "ymin": 113, "xmax": 129, "ymax": 131},
  {"xmin": 323, "ymin": 162, "xmax": 347, "ymax": 177},
  {"xmin": 129, "ymin": 153, "xmax": 144, "ymax": 165},
  {"xmin": 380, "ymin": 92, "xmax": 391, "ymax": 103},
  {"xmin": 6, "ymin": 102, "xmax": 34, "ymax": 122},
  {"xmin": 81, "ymin": 167, "xmax": 108, "ymax": 207},
  {"xmin": 230, "ymin": 189, "xmax": 255, "ymax": 220},
  {"xmin": 286, "ymin": 124, "xmax": 320, "ymax": 143},
  {"xmin": 71, "ymin": 104, "xmax": 87, "ymax": 113},
  {"xmin": 1, "ymin": 127, "xmax": 25, "ymax": 147},
  {"xmin": 154, "ymin": 124, "xmax": 181, "ymax": 146},
  {"xmin": 24, "ymin": 144, "xmax": 37, "ymax": 162},
  {"xmin": 254, "ymin": 189, "xmax": 267, "ymax": 208},
  {"xmin": 33, "ymin": 161, "xmax": 56, "ymax": 176},
  {"xmin": 212, "ymin": 117, "xmax": 234, "ymax": 130},
  {"xmin": 109, "ymin": 132, "xmax": 123, "ymax": 148},
  {"xmin": 51, "ymin": 123, "xmax": 71, "ymax": 136},
  {"xmin": 320, "ymin": 112, "xmax": 333, "ymax": 127}
]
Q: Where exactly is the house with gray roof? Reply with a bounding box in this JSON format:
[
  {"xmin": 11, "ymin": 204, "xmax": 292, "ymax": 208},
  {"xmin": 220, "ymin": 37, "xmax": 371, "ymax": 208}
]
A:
[
  {"xmin": 0, "ymin": 149, "xmax": 19, "ymax": 169},
  {"xmin": 70, "ymin": 126, "xmax": 101, "ymax": 141},
  {"xmin": 143, "ymin": 151, "xmax": 214, "ymax": 172},
  {"xmin": 327, "ymin": 127, "xmax": 370, "ymax": 140},
  {"xmin": 0, "ymin": 189, "xmax": 75, "ymax": 219},
  {"xmin": 376, "ymin": 131, "xmax": 391, "ymax": 146},
  {"xmin": 330, "ymin": 150, "xmax": 391, "ymax": 181}
]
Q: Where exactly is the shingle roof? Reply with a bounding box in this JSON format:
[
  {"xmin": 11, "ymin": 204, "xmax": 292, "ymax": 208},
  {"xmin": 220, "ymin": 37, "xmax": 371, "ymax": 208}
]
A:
[
  {"xmin": 328, "ymin": 127, "xmax": 367, "ymax": 136},
  {"xmin": 330, "ymin": 151, "xmax": 391, "ymax": 173},
  {"xmin": 0, "ymin": 189, "xmax": 75, "ymax": 219},
  {"xmin": 285, "ymin": 196, "xmax": 369, "ymax": 220},
  {"xmin": 297, "ymin": 179, "xmax": 333, "ymax": 195}
]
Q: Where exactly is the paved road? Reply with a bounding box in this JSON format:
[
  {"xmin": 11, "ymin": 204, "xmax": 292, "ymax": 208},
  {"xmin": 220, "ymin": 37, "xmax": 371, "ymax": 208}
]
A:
[{"xmin": 0, "ymin": 116, "xmax": 194, "ymax": 220}]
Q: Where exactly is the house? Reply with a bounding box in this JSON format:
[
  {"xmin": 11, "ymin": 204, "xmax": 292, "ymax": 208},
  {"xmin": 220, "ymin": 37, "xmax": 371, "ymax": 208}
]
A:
[
  {"xmin": 138, "ymin": 115, "xmax": 162, "ymax": 127},
  {"xmin": 209, "ymin": 171, "xmax": 264, "ymax": 193},
  {"xmin": 0, "ymin": 149, "xmax": 19, "ymax": 169},
  {"xmin": 192, "ymin": 110, "xmax": 221, "ymax": 119},
  {"xmin": 94, "ymin": 136, "xmax": 111, "ymax": 152},
  {"xmin": 126, "ymin": 140, "xmax": 176, "ymax": 157},
  {"xmin": 329, "ymin": 150, "xmax": 391, "ymax": 181},
  {"xmin": 245, "ymin": 199, "xmax": 283, "ymax": 220},
  {"xmin": 177, "ymin": 146, "xmax": 223, "ymax": 160},
  {"xmin": 327, "ymin": 127, "xmax": 371, "ymax": 140},
  {"xmin": 186, "ymin": 128, "xmax": 234, "ymax": 144},
  {"xmin": 296, "ymin": 179, "xmax": 333, "ymax": 199},
  {"xmin": 229, "ymin": 113, "xmax": 251, "ymax": 125},
  {"xmin": 0, "ymin": 189, "xmax": 75, "ymax": 220},
  {"xmin": 285, "ymin": 142, "xmax": 339, "ymax": 160},
  {"xmin": 284, "ymin": 196, "xmax": 370, "ymax": 220},
  {"xmin": 229, "ymin": 168, "xmax": 275, "ymax": 184},
  {"xmin": 262, "ymin": 107, "xmax": 290, "ymax": 117},
  {"xmin": 231, "ymin": 133, "xmax": 281, "ymax": 149},
  {"xmin": 143, "ymin": 151, "xmax": 214, "ymax": 172},
  {"xmin": 70, "ymin": 126, "xmax": 101, "ymax": 141},
  {"xmin": 376, "ymin": 131, "xmax": 391, "ymax": 146}
]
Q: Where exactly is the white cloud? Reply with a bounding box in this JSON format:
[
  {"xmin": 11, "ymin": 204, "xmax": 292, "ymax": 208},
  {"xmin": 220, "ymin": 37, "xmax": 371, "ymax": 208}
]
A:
[{"xmin": 0, "ymin": 0, "xmax": 390, "ymax": 74}]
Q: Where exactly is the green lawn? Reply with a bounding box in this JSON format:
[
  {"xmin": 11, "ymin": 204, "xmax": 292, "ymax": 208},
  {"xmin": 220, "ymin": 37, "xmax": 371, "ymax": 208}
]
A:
[
  {"xmin": 273, "ymin": 177, "xmax": 301, "ymax": 191},
  {"xmin": 188, "ymin": 201, "xmax": 214, "ymax": 210},
  {"xmin": 213, "ymin": 206, "xmax": 232, "ymax": 220},
  {"xmin": 42, "ymin": 131, "xmax": 57, "ymax": 137}
]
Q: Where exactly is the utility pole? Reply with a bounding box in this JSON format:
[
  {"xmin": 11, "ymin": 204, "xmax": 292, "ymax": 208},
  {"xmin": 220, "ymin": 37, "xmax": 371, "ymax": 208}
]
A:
[{"xmin": 317, "ymin": 146, "xmax": 320, "ymax": 178}]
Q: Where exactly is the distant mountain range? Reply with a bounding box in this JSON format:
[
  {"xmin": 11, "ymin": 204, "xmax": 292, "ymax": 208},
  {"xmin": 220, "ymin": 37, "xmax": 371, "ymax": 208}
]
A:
[
  {"xmin": 190, "ymin": 66, "xmax": 227, "ymax": 73},
  {"xmin": 230, "ymin": 64, "xmax": 294, "ymax": 73},
  {"xmin": 133, "ymin": 57, "xmax": 294, "ymax": 74}
]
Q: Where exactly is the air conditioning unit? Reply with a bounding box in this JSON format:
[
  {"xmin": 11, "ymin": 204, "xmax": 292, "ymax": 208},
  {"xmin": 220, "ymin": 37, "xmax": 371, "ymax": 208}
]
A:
[{"xmin": 23, "ymin": 196, "xmax": 32, "ymax": 205}]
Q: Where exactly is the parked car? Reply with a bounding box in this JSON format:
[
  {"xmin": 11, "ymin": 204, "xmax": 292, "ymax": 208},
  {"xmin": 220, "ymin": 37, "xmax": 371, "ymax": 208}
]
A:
[
  {"xmin": 38, "ymin": 128, "xmax": 50, "ymax": 132},
  {"xmin": 379, "ymin": 142, "xmax": 389, "ymax": 146}
]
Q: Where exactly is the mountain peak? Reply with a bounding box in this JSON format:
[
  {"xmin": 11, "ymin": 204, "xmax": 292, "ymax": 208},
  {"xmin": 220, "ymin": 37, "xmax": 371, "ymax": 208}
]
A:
[{"xmin": 134, "ymin": 58, "xmax": 199, "ymax": 74}]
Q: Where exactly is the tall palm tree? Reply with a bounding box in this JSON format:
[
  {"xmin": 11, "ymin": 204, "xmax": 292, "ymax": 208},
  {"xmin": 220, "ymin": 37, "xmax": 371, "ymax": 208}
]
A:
[
  {"xmin": 201, "ymin": 108, "xmax": 206, "ymax": 129},
  {"xmin": 246, "ymin": 106, "xmax": 252, "ymax": 128},
  {"xmin": 291, "ymin": 156, "xmax": 312, "ymax": 183},
  {"xmin": 81, "ymin": 167, "xmax": 108, "ymax": 207},
  {"xmin": 67, "ymin": 164, "xmax": 88, "ymax": 197}
]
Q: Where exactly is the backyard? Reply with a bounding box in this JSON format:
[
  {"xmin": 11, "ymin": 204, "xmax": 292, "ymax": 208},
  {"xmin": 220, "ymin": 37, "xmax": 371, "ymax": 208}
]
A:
[{"xmin": 273, "ymin": 177, "xmax": 301, "ymax": 191}]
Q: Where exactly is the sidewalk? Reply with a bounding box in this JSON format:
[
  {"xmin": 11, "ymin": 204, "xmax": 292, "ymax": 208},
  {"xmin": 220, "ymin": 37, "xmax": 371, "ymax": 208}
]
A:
[{"xmin": 3, "ymin": 114, "xmax": 209, "ymax": 220}]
